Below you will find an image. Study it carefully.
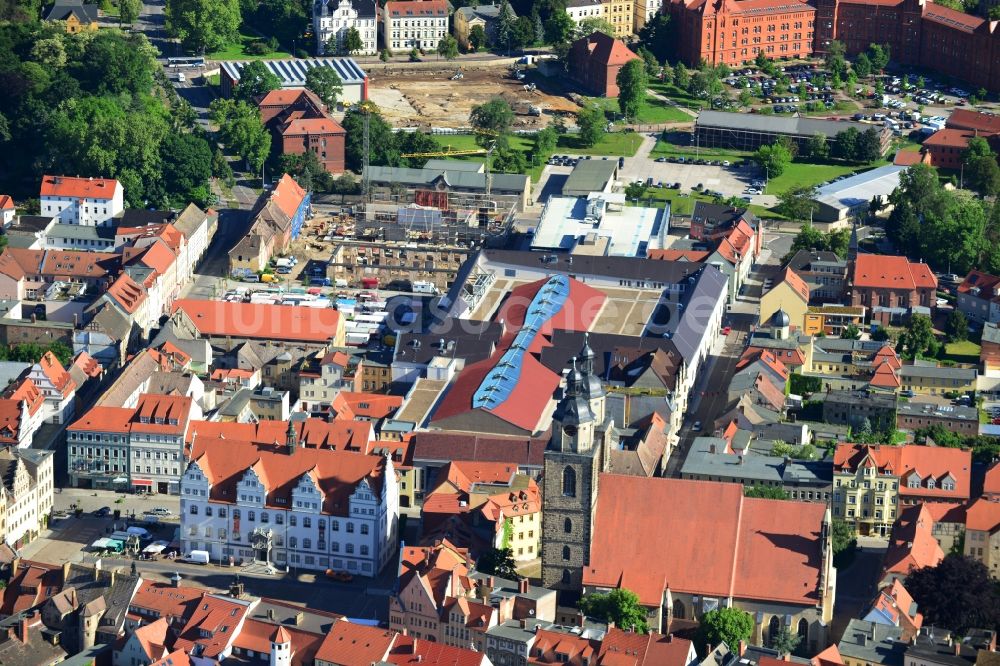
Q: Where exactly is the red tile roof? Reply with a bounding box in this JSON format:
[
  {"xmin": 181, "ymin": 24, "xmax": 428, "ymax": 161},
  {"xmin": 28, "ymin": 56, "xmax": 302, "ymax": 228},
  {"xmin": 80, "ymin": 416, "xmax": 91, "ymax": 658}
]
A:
[
  {"xmin": 172, "ymin": 595, "xmax": 251, "ymax": 658},
  {"xmin": 853, "ymin": 254, "xmax": 937, "ymax": 291},
  {"xmin": 883, "ymin": 504, "xmax": 943, "ymax": 578},
  {"xmin": 40, "ymin": 175, "xmax": 120, "ymax": 200},
  {"xmin": 281, "ymin": 117, "xmax": 346, "ymax": 136},
  {"xmin": 575, "ymin": 31, "xmax": 640, "ymax": 67},
  {"xmin": 410, "ymin": 431, "xmax": 547, "ymax": 467},
  {"xmin": 188, "ymin": 437, "xmax": 387, "ymax": 516},
  {"xmin": 531, "ymin": 628, "xmax": 601, "ymax": 665},
  {"xmin": 834, "ymin": 444, "xmax": 971, "ymax": 500},
  {"xmin": 233, "ymin": 619, "xmax": 325, "ymax": 666},
  {"xmin": 1, "ymin": 248, "xmax": 120, "ymax": 280},
  {"xmin": 388, "ymin": 634, "xmax": 486, "ymax": 665},
  {"xmin": 922, "ymin": 2, "xmax": 984, "ymax": 31},
  {"xmin": 314, "ymin": 621, "xmax": 396, "ymax": 665},
  {"xmin": 893, "ymin": 149, "xmax": 925, "ymax": 166},
  {"xmin": 129, "ymin": 580, "xmax": 204, "ymax": 621},
  {"xmin": 259, "ymin": 89, "xmax": 313, "ymax": 107},
  {"xmin": 133, "ymin": 617, "xmax": 169, "ymax": 660},
  {"xmin": 37, "ymin": 351, "xmax": 76, "ymax": 397},
  {"xmin": 0, "ymin": 560, "xmax": 63, "ymax": 616},
  {"xmin": 173, "ymin": 299, "xmax": 341, "ymax": 344},
  {"xmin": 0, "ymin": 195, "xmax": 13, "ymax": 210},
  {"xmin": 132, "ymin": 394, "xmax": 193, "ymax": 436},
  {"xmin": 73, "ymin": 351, "xmax": 102, "ymax": 379},
  {"xmin": 270, "ymin": 174, "xmax": 309, "ymax": 220},
  {"xmin": 136, "ymin": 240, "xmax": 177, "ymax": 276},
  {"xmin": 186, "ymin": 418, "xmax": 373, "ymax": 453},
  {"xmin": 966, "ymin": 497, "xmax": 1000, "ymax": 533},
  {"xmin": 647, "ymin": 249, "xmax": 711, "ymax": 262},
  {"xmin": 0, "ymin": 400, "xmax": 22, "ymax": 444},
  {"xmin": 68, "ymin": 406, "xmax": 134, "ymax": 434},
  {"xmin": 946, "ymin": 109, "xmax": 1000, "ymax": 134},
  {"xmin": 5, "ymin": 378, "xmax": 45, "ymax": 417},
  {"xmin": 870, "ymin": 360, "xmax": 901, "ymax": 388},
  {"xmin": 780, "ymin": 267, "xmax": 810, "ymax": 302},
  {"xmin": 985, "ymin": 461, "xmax": 1000, "ymax": 498},
  {"xmin": 150, "ymin": 651, "xmax": 191, "ymax": 666},
  {"xmin": 812, "ymin": 645, "xmax": 845, "ymax": 666},
  {"xmin": 921, "ymin": 501, "xmax": 966, "ymax": 525},
  {"xmin": 922, "ymin": 128, "xmax": 976, "ymax": 149},
  {"xmin": 870, "ymin": 579, "xmax": 922, "ymax": 639},
  {"xmin": 597, "ymin": 628, "xmax": 694, "ymax": 666},
  {"xmin": 585, "ymin": 475, "xmax": 827, "ymax": 607},
  {"xmin": 106, "ymin": 273, "xmax": 148, "ymax": 315},
  {"xmin": 337, "ymin": 391, "xmax": 403, "ymax": 420},
  {"xmin": 386, "ymin": 0, "xmax": 449, "ymax": 17}
]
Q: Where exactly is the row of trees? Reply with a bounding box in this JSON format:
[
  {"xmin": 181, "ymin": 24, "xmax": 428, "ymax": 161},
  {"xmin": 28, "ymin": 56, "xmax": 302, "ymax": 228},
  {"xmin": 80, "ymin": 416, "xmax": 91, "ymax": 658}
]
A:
[
  {"xmin": 887, "ymin": 163, "xmax": 1000, "ymax": 276},
  {"xmin": 0, "ymin": 23, "xmax": 217, "ymax": 206}
]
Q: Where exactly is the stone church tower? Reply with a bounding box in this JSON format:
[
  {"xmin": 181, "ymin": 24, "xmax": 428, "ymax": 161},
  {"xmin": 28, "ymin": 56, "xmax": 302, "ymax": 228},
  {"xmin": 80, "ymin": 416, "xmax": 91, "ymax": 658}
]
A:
[{"xmin": 541, "ymin": 335, "xmax": 615, "ymax": 594}]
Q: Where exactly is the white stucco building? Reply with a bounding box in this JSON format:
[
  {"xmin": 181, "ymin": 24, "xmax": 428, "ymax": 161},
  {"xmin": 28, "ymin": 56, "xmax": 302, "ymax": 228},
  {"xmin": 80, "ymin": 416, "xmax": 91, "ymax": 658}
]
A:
[
  {"xmin": 39, "ymin": 175, "xmax": 124, "ymax": 227},
  {"xmin": 0, "ymin": 447, "xmax": 54, "ymax": 550},
  {"xmin": 314, "ymin": 0, "xmax": 378, "ymax": 55},
  {"xmin": 383, "ymin": 0, "xmax": 449, "ymax": 52},
  {"xmin": 180, "ymin": 428, "xmax": 398, "ymax": 577}
]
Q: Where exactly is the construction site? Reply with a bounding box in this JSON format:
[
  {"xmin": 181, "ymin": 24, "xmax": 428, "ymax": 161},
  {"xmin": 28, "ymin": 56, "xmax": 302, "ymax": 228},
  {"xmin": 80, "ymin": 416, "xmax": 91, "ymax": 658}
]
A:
[{"xmin": 367, "ymin": 65, "xmax": 580, "ymax": 130}]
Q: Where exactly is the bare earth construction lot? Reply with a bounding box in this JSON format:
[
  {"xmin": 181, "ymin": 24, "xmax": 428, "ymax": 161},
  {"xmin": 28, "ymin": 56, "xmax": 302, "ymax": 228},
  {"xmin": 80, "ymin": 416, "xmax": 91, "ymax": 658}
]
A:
[{"xmin": 367, "ymin": 67, "xmax": 579, "ymax": 130}]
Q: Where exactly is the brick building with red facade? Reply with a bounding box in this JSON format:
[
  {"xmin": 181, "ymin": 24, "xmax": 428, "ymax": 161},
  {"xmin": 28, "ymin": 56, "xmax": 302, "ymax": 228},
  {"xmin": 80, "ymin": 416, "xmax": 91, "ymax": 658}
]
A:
[
  {"xmin": 567, "ymin": 31, "xmax": 641, "ymax": 97},
  {"xmin": 669, "ymin": 0, "xmax": 1000, "ymax": 91},
  {"xmin": 257, "ymin": 88, "xmax": 346, "ymax": 174},
  {"xmin": 849, "ymin": 253, "xmax": 937, "ymax": 313}
]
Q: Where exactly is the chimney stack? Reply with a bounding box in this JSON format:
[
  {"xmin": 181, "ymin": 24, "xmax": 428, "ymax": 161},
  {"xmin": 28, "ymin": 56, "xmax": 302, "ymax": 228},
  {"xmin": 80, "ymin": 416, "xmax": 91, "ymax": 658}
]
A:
[
  {"xmin": 518, "ymin": 579, "xmax": 529, "ymax": 594},
  {"xmin": 738, "ymin": 640, "xmax": 746, "ymax": 657},
  {"xmin": 19, "ymin": 613, "xmax": 31, "ymax": 643}
]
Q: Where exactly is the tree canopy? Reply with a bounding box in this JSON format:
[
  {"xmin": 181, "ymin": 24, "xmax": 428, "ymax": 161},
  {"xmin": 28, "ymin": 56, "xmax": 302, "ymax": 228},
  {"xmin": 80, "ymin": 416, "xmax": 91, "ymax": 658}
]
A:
[
  {"xmin": 234, "ymin": 60, "xmax": 280, "ymax": 103},
  {"xmin": 754, "ymin": 141, "xmax": 792, "ymax": 178},
  {"xmin": 577, "ymin": 104, "xmax": 606, "ymax": 148},
  {"xmin": 616, "ymin": 59, "xmax": 648, "ymax": 120},
  {"xmin": 470, "ymin": 97, "xmax": 515, "ymax": 143},
  {"xmin": 305, "ymin": 65, "xmax": 343, "ymax": 110},
  {"xmin": 579, "ymin": 588, "xmax": 648, "ymax": 633},
  {"xmin": 697, "ymin": 608, "xmax": 754, "ymax": 653},
  {"xmin": 906, "ymin": 556, "xmax": 1000, "ymax": 634},
  {"xmin": 165, "ymin": 0, "xmax": 241, "ymax": 54},
  {"xmin": 476, "ymin": 547, "xmax": 521, "ymax": 580}
]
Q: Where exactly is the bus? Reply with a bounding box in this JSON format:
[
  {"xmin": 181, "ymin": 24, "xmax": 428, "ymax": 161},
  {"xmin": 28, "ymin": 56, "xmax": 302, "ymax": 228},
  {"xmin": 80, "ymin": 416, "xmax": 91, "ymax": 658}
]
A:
[{"xmin": 167, "ymin": 57, "xmax": 205, "ymax": 68}]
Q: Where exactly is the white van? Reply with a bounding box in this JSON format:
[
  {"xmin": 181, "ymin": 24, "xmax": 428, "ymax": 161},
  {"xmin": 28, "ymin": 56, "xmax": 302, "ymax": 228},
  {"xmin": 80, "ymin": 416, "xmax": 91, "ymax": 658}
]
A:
[
  {"xmin": 187, "ymin": 550, "xmax": 210, "ymax": 564},
  {"xmin": 412, "ymin": 281, "xmax": 439, "ymax": 295},
  {"xmin": 334, "ymin": 278, "xmax": 349, "ymax": 289},
  {"xmin": 177, "ymin": 72, "xmax": 185, "ymax": 83}
]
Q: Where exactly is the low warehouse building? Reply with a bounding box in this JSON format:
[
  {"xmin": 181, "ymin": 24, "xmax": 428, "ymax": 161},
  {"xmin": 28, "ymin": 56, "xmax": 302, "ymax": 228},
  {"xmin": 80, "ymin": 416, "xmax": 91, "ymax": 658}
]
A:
[
  {"xmin": 695, "ymin": 111, "xmax": 891, "ymax": 156},
  {"xmin": 812, "ymin": 164, "xmax": 906, "ymax": 225},
  {"xmin": 220, "ymin": 58, "xmax": 368, "ymax": 105}
]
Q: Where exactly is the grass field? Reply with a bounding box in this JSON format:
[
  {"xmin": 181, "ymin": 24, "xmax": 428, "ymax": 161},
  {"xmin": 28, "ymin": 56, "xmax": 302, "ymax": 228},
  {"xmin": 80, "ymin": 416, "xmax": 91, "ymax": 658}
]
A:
[
  {"xmin": 626, "ymin": 185, "xmax": 787, "ymax": 219},
  {"xmin": 764, "ymin": 163, "xmax": 870, "ymax": 194},
  {"xmin": 649, "ymin": 138, "xmax": 751, "ymax": 161},
  {"xmin": 648, "ymin": 82, "xmax": 708, "ymax": 110},
  {"xmin": 207, "ymin": 29, "xmax": 292, "ymax": 60},
  {"xmin": 944, "ymin": 340, "xmax": 981, "ymax": 363},
  {"xmin": 431, "ymin": 131, "xmax": 642, "ymax": 182},
  {"xmin": 586, "ymin": 96, "xmax": 692, "ymax": 124}
]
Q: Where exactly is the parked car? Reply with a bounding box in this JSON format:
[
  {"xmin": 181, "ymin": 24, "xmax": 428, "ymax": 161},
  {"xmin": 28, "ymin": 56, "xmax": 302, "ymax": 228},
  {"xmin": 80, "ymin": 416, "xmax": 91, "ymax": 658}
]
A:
[
  {"xmin": 93, "ymin": 506, "xmax": 111, "ymax": 518},
  {"xmin": 325, "ymin": 570, "xmax": 353, "ymax": 582}
]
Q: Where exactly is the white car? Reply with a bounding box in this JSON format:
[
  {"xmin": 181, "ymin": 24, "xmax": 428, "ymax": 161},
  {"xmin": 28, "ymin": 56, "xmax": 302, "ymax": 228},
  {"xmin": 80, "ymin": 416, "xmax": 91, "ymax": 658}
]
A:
[
  {"xmin": 745, "ymin": 188, "xmax": 761, "ymax": 195},
  {"xmin": 693, "ymin": 420, "xmax": 702, "ymax": 431}
]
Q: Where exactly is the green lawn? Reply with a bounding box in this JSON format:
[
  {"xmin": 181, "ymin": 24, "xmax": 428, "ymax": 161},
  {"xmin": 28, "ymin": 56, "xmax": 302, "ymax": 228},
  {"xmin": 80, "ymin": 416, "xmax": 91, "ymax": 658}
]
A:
[
  {"xmin": 649, "ymin": 138, "xmax": 751, "ymax": 161},
  {"xmin": 944, "ymin": 340, "xmax": 981, "ymax": 363},
  {"xmin": 764, "ymin": 163, "xmax": 872, "ymax": 194},
  {"xmin": 206, "ymin": 28, "xmax": 293, "ymax": 60},
  {"xmin": 430, "ymin": 131, "xmax": 642, "ymax": 182},
  {"xmin": 648, "ymin": 82, "xmax": 707, "ymax": 110},
  {"xmin": 585, "ymin": 96, "xmax": 692, "ymax": 124},
  {"xmin": 626, "ymin": 185, "xmax": 786, "ymax": 219}
]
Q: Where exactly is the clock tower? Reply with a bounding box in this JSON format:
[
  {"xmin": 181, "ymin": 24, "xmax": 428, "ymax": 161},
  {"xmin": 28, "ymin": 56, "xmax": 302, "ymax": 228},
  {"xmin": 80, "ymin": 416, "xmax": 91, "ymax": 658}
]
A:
[{"xmin": 541, "ymin": 336, "xmax": 614, "ymax": 595}]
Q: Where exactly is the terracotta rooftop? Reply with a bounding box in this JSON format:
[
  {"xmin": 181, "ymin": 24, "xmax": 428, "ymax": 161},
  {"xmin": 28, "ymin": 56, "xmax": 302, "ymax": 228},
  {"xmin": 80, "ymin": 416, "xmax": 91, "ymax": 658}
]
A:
[
  {"xmin": 188, "ymin": 437, "xmax": 387, "ymax": 516},
  {"xmin": 834, "ymin": 444, "xmax": 971, "ymax": 500},
  {"xmin": 882, "ymin": 504, "xmax": 943, "ymax": 578},
  {"xmin": 40, "ymin": 175, "xmax": 120, "ymax": 199},
  {"xmin": 923, "ymin": 128, "xmax": 976, "ymax": 149},
  {"xmin": 585, "ymin": 475, "xmax": 827, "ymax": 607},
  {"xmin": 173, "ymin": 298, "xmax": 341, "ymax": 344},
  {"xmin": 852, "ymin": 254, "xmax": 937, "ymax": 291},
  {"xmin": 946, "ymin": 109, "xmax": 1000, "ymax": 134},
  {"xmin": 314, "ymin": 620, "xmax": 396, "ymax": 664},
  {"xmin": 966, "ymin": 497, "xmax": 1000, "ymax": 533}
]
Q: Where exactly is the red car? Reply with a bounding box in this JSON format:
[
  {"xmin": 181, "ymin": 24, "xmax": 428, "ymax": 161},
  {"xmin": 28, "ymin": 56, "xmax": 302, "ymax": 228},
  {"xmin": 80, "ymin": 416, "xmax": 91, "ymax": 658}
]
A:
[{"xmin": 721, "ymin": 326, "xmax": 732, "ymax": 335}]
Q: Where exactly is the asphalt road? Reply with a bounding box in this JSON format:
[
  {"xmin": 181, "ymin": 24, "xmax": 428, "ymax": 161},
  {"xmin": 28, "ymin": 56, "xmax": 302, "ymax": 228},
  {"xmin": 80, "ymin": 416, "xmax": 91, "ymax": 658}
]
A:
[{"xmin": 180, "ymin": 209, "xmax": 251, "ymax": 298}]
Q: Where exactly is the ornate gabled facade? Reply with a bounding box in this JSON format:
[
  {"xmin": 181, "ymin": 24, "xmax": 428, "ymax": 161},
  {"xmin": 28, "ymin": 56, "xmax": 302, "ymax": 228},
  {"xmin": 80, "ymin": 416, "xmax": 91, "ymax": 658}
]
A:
[{"xmin": 180, "ymin": 432, "xmax": 398, "ymax": 577}]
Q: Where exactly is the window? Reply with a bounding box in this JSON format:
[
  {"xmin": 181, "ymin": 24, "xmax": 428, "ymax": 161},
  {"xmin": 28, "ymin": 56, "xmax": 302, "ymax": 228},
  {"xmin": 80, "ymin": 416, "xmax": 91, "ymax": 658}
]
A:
[
  {"xmin": 233, "ymin": 509, "xmax": 240, "ymax": 519},
  {"xmin": 304, "ymin": 517, "xmax": 311, "ymax": 528},
  {"xmin": 561, "ymin": 569, "xmax": 571, "ymax": 585},
  {"xmin": 562, "ymin": 466, "xmax": 576, "ymax": 497},
  {"xmin": 248, "ymin": 511, "xmax": 255, "ymax": 521},
  {"xmin": 190, "ymin": 505, "xmax": 199, "ymax": 515},
  {"xmin": 562, "ymin": 546, "xmax": 570, "ymax": 561},
  {"xmin": 304, "ymin": 539, "xmax": 312, "ymax": 549},
  {"xmin": 290, "ymin": 516, "xmax": 297, "ymax": 526},
  {"xmin": 290, "ymin": 537, "xmax": 297, "ymax": 547},
  {"xmin": 275, "ymin": 514, "xmax": 282, "ymax": 524},
  {"xmin": 347, "ymin": 522, "xmax": 355, "ymax": 533},
  {"xmin": 332, "ymin": 520, "xmax": 339, "ymax": 531},
  {"xmin": 205, "ymin": 506, "xmax": 213, "ymax": 517},
  {"xmin": 261, "ymin": 512, "xmax": 269, "ymax": 523},
  {"xmin": 360, "ymin": 524, "xmax": 369, "ymax": 535},
  {"xmin": 564, "ymin": 518, "xmax": 572, "ymax": 534}
]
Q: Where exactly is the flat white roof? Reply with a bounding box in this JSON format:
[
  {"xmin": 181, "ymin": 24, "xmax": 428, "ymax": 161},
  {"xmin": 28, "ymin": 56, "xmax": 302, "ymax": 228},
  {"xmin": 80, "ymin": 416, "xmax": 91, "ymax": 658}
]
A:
[
  {"xmin": 530, "ymin": 194, "xmax": 668, "ymax": 257},
  {"xmin": 815, "ymin": 164, "xmax": 905, "ymax": 212}
]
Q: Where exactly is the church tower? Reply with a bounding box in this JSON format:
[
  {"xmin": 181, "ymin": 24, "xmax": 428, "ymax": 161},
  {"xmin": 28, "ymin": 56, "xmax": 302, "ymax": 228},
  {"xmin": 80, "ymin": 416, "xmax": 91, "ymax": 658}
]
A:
[{"xmin": 541, "ymin": 336, "xmax": 615, "ymax": 595}]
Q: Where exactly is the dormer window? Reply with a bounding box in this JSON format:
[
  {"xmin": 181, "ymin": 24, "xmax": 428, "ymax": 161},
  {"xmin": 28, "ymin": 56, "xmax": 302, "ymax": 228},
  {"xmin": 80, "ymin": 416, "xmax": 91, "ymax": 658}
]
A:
[{"xmin": 927, "ymin": 478, "xmax": 935, "ymax": 489}]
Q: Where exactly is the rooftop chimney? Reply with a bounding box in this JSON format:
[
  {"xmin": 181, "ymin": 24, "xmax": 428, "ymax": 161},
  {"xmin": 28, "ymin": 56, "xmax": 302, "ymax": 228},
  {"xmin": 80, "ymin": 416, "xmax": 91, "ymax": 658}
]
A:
[
  {"xmin": 171, "ymin": 572, "xmax": 182, "ymax": 588},
  {"xmin": 518, "ymin": 579, "xmax": 529, "ymax": 594}
]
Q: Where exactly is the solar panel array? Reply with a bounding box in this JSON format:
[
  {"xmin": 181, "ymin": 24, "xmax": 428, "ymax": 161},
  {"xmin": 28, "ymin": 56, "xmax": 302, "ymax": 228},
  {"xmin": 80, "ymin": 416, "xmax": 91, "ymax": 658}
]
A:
[
  {"xmin": 472, "ymin": 275, "xmax": 571, "ymax": 411},
  {"xmin": 223, "ymin": 58, "xmax": 367, "ymax": 86}
]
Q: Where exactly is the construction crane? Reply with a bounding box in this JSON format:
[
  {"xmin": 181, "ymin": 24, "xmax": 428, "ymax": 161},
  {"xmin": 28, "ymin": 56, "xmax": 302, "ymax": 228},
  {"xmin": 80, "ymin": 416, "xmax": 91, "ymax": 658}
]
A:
[{"xmin": 356, "ymin": 100, "xmax": 381, "ymax": 201}]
